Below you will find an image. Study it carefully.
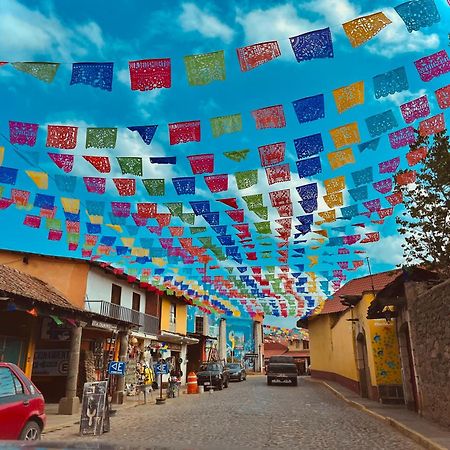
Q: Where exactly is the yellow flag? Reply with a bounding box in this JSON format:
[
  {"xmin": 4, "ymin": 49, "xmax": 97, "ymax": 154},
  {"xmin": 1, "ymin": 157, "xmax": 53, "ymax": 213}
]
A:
[
  {"xmin": 332, "ymin": 81, "xmax": 364, "ymax": 114},
  {"xmin": 106, "ymin": 224, "xmax": 122, "ymax": 233},
  {"xmin": 121, "ymin": 237, "xmax": 135, "ymax": 247},
  {"xmin": 132, "ymin": 247, "xmax": 149, "ymax": 257},
  {"xmin": 0, "ymin": 147, "xmax": 4, "ymax": 165},
  {"xmin": 327, "ymin": 148, "xmax": 355, "ymax": 170},
  {"xmin": 307, "ymin": 255, "xmax": 319, "ymax": 267},
  {"xmin": 343, "ymin": 12, "xmax": 392, "ymax": 47},
  {"xmin": 97, "ymin": 246, "xmax": 111, "ymax": 256},
  {"xmin": 60, "ymin": 197, "xmax": 80, "ymax": 214},
  {"xmin": 152, "ymin": 257, "xmax": 166, "ymax": 267},
  {"xmin": 313, "ymin": 229, "xmax": 329, "ymax": 238},
  {"xmin": 26, "ymin": 170, "xmax": 48, "ymax": 189},
  {"xmin": 323, "ymin": 192, "xmax": 344, "ymax": 208},
  {"xmin": 324, "ymin": 176, "xmax": 346, "ymax": 194},
  {"xmin": 318, "ymin": 210, "xmax": 336, "ymax": 223},
  {"xmin": 88, "ymin": 214, "xmax": 103, "ymax": 225},
  {"xmin": 329, "ymin": 122, "xmax": 360, "ymax": 149}
]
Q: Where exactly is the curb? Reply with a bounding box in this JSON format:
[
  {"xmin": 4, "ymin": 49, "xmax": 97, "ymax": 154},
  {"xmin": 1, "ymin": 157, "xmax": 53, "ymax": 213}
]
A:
[{"xmin": 315, "ymin": 380, "xmax": 446, "ymax": 450}]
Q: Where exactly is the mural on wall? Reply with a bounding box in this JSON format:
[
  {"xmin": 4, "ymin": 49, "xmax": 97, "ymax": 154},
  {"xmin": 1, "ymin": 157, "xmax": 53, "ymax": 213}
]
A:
[
  {"xmin": 225, "ymin": 316, "xmax": 255, "ymax": 364},
  {"xmin": 186, "ymin": 305, "xmax": 219, "ymax": 337},
  {"xmin": 369, "ymin": 319, "xmax": 402, "ymax": 385}
]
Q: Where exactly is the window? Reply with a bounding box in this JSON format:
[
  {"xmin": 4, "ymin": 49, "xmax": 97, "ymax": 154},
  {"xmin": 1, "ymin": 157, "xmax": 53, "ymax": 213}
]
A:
[
  {"xmin": 132, "ymin": 292, "xmax": 141, "ymax": 312},
  {"xmin": 169, "ymin": 303, "xmax": 176, "ymax": 325},
  {"xmin": 302, "ymin": 340, "xmax": 309, "ymax": 349},
  {"xmin": 195, "ymin": 316, "xmax": 204, "ymax": 334},
  {"xmin": 0, "ymin": 367, "xmax": 21, "ymax": 398},
  {"xmin": 295, "ymin": 340, "xmax": 300, "ymax": 349},
  {"xmin": 111, "ymin": 284, "xmax": 121, "ymax": 305}
]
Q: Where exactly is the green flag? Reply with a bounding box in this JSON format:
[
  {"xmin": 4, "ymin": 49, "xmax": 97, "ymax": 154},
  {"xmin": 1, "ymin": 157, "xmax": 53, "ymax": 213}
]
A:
[
  {"xmin": 12, "ymin": 62, "xmax": 60, "ymax": 83},
  {"xmin": 235, "ymin": 170, "xmax": 258, "ymax": 190},
  {"xmin": 184, "ymin": 50, "xmax": 226, "ymax": 86},
  {"xmin": 142, "ymin": 179, "xmax": 165, "ymax": 196},
  {"xmin": 223, "ymin": 149, "xmax": 249, "ymax": 162},
  {"xmin": 210, "ymin": 114, "xmax": 242, "ymax": 138},
  {"xmin": 117, "ymin": 157, "xmax": 143, "ymax": 176},
  {"xmin": 86, "ymin": 127, "xmax": 117, "ymax": 149}
]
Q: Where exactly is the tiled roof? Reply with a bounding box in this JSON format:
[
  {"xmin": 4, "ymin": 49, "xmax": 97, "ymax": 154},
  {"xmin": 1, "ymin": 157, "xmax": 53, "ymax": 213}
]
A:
[
  {"xmin": 317, "ymin": 269, "xmax": 402, "ymax": 316},
  {"xmin": 263, "ymin": 341, "xmax": 288, "ymax": 358},
  {"xmin": 0, "ymin": 263, "xmax": 78, "ymax": 311}
]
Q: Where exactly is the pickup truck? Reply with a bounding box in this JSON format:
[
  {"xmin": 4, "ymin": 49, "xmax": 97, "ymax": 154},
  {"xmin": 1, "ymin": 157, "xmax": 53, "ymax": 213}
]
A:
[{"xmin": 266, "ymin": 356, "xmax": 298, "ymax": 386}]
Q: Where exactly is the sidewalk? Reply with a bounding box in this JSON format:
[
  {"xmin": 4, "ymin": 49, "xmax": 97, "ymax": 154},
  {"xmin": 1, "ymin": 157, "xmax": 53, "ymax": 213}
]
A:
[
  {"xmin": 308, "ymin": 378, "xmax": 450, "ymax": 450},
  {"xmin": 44, "ymin": 387, "xmax": 187, "ymax": 434}
]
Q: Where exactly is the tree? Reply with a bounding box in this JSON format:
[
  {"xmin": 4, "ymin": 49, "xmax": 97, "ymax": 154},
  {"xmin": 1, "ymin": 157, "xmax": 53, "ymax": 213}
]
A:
[{"xmin": 396, "ymin": 130, "xmax": 450, "ymax": 277}]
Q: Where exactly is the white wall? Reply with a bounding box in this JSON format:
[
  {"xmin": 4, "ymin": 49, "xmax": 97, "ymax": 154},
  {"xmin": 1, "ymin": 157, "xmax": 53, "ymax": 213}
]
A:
[{"xmin": 85, "ymin": 267, "xmax": 148, "ymax": 312}]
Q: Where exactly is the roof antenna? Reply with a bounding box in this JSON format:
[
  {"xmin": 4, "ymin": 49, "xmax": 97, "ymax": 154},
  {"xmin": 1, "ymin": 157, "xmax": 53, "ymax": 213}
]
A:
[{"xmin": 366, "ymin": 257, "xmax": 376, "ymax": 295}]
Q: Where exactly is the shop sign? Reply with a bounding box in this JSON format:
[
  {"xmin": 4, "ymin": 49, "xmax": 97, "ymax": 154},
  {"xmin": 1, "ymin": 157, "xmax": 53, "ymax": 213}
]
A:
[
  {"xmin": 91, "ymin": 320, "xmax": 117, "ymax": 332},
  {"xmin": 107, "ymin": 361, "xmax": 126, "ymax": 376},
  {"xmin": 41, "ymin": 317, "xmax": 71, "ymax": 341},
  {"xmin": 32, "ymin": 349, "xmax": 69, "ymax": 376}
]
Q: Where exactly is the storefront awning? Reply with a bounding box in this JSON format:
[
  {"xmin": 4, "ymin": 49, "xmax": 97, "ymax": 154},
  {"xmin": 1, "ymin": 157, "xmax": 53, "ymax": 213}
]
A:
[{"xmin": 159, "ymin": 330, "xmax": 199, "ymax": 345}]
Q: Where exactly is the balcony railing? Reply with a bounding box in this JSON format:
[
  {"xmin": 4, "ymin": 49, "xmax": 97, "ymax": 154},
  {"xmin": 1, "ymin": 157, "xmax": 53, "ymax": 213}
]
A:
[{"xmin": 86, "ymin": 300, "xmax": 159, "ymax": 335}]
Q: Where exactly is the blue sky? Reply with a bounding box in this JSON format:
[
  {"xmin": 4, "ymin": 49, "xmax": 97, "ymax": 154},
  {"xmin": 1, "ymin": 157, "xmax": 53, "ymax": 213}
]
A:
[{"xmin": 0, "ymin": 0, "xmax": 449, "ymax": 327}]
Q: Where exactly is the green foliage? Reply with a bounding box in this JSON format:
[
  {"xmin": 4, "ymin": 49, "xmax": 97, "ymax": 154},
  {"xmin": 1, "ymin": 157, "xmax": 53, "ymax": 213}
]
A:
[{"xmin": 395, "ymin": 131, "xmax": 450, "ymax": 276}]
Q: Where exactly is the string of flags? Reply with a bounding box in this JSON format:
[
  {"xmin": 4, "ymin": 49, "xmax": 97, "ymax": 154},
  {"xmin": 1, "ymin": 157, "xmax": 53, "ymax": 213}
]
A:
[{"xmin": 0, "ymin": 0, "xmax": 445, "ymax": 90}]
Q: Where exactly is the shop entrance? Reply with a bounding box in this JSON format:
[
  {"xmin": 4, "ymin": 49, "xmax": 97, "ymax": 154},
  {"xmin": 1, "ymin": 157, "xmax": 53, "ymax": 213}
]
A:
[{"xmin": 0, "ymin": 335, "xmax": 26, "ymax": 369}]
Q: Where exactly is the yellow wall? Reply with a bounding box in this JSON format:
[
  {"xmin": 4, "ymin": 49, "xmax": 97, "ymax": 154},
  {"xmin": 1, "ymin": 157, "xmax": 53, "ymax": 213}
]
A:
[
  {"xmin": 0, "ymin": 250, "xmax": 89, "ymax": 308},
  {"xmin": 309, "ymin": 312, "xmax": 358, "ymax": 382},
  {"xmin": 309, "ymin": 291, "xmax": 402, "ymax": 388},
  {"xmin": 160, "ymin": 294, "xmax": 187, "ymax": 335}
]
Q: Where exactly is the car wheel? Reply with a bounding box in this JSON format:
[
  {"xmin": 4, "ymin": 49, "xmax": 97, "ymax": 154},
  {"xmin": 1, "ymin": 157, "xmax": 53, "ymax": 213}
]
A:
[
  {"xmin": 267, "ymin": 377, "xmax": 272, "ymax": 386},
  {"xmin": 20, "ymin": 421, "xmax": 41, "ymax": 441}
]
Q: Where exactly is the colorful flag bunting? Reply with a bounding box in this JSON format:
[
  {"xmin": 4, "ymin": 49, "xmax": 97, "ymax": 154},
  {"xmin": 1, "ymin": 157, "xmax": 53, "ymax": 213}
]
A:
[
  {"xmin": 128, "ymin": 125, "xmax": 158, "ymax": 145},
  {"xmin": 48, "ymin": 153, "xmax": 74, "ymax": 173},
  {"xmin": 395, "ymin": 0, "xmax": 440, "ymax": 33},
  {"xmin": 373, "ymin": 66, "xmax": 408, "ymax": 98},
  {"xmin": 235, "ymin": 170, "xmax": 258, "ymax": 190},
  {"xmin": 83, "ymin": 155, "xmax": 111, "ymax": 173},
  {"xmin": 187, "ymin": 154, "xmax": 214, "ymax": 174},
  {"xmin": 414, "ymin": 50, "xmax": 450, "ymax": 82},
  {"xmin": 400, "ymin": 95, "xmax": 430, "ymax": 124},
  {"xmin": 252, "ymin": 105, "xmax": 286, "ymax": 129},
  {"xmin": 70, "ymin": 62, "xmax": 114, "ymax": 91},
  {"xmin": 324, "ymin": 176, "xmax": 346, "ymax": 193},
  {"xmin": 55, "ymin": 175, "xmax": 76, "ymax": 192},
  {"xmin": 223, "ymin": 149, "xmax": 250, "ymax": 162},
  {"xmin": 184, "ymin": 50, "xmax": 225, "ymax": 86},
  {"xmin": 26, "ymin": 170, "xmax": 48, "ymax": 189},
  {"xmin": 258, "ymin": 142, "xmax": 285, "ymax": 167},
  {"xmin": 142, "ymin": 178, "xmax": 164, "ymax": 196},
  {"xmin": 294, "ymin": 133, "xmax": 324, "ymax": 159},
  {"xmin": 243, "ymin": 193, "xmax": 264, "ymax": 210},
  {"xmin": 173, "ymin": 177, "xmax": 195, "ymax": 195},
  {"xmin": 129, "ymin": 58, "xmax": 171, "ymax": 91},
  {"xmin": 9, "ymin": 121, "xmax": 39, "ymax": 146},
  {"xmin": 292, "ymin": 94, "xmax": 325, "ymax": 124},
  {"xmin": 332, "ymin": 81, "xmax": 364, "ymax": 113},
  {"xmin": 389, "ymin": 126, "xmax": 416, "ymax": 149},
  {"xmin": 323, "ymin": 192, "xmax": 343, "ymax": 208},
  {"xmin": 266, "ymin": 163, "xmax": 291, "ymax": 185},
  {"xmin": 210, "ymin": 114, "xmax": 242, "ymax": 137},
  {"xmin": 296, "ymin": 156, "xmax": 322, "ymax": 178},
  {"xmin": 386, "ymin": 191, "xmax": 403, "ymax": 206},
  {"xmin": 117, "ymin": 157, "xmax": 143, "ymax": 176},
  {"xmin": 204, "ymin": 174, "xmax": 228, "ymax": 193},
  {"xmin": 351, "ymin": 167, "xmax": 373, "ymax": 186},
  {"xmin": 327, "ymin": 148, "xmax": 355, "ymax": 170},
  {"xmin": 23, "ymin": 215, "xmax": 41, "ymax": 228},
  {"xmin": 329, "ymin": 122, "xmax": 360, "ymax": 149},
  {"xmin": 84, "ymin": 177, "xmax": 106, "ymax": 194},
  {"xmin": 46, "ymin": 125, "xmax": 78, "ymax": 149},
  {"xmin": 365, "ymin": 110, "xmax": 398, "ymax": 137},
  {"xmin": 379, "ymin": 157, "xmax": 400, "ymax": 174},
  {"xmin": 12, "ymin": 62, "xmax": 60, "ymax": 83},
  {"xmin": 150, "ymin": 156, "xmax": 176, "ymax": 164},
  {"xmin": 419, "ymin": 113, "xmax": 445, "ymax": 136},
  {"xmin": 373, "ymin": 178, "xmax": 393, "ymax": 194},
  {"xmin": 342, "ymin": 12, "xmax": 392, "ymax": 47},
  {"xmin": 435, "ymin": 84, "xmax": 450, "ymax": 109},
  {"xmin": 236, "ymin": 41, "xmax": 281, "ymax": 72},
  {"xmin": 290, "ymin": 27, "xmax": 333, "ymax": 62},
  {"xmin": 86, "ymin": 127, "xmax": 117, "ymax": 149},
  {"xmin": 217, "ymin": 198, "xmax": 239, "ymax": 209},
  {"xmin": 358, "ymin": 138, "xmax": 380, "ymax": 153},
  {"xmin": 169, "ymin": 120, "xmax": 201, "ymax": 145},
  {"xmin": 406, "ymin": 146, "xmax": 428, "ymax": 166}
]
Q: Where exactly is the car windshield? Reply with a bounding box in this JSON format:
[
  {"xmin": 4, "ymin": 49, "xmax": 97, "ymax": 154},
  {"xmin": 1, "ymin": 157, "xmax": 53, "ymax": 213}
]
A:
[
  {"xmin": 226, "ymin": 364, "xmax": 241, "ymax": 369},
  {"xmin": 199, "ymin": 363, "xmax": 221, "ymax": 371}
]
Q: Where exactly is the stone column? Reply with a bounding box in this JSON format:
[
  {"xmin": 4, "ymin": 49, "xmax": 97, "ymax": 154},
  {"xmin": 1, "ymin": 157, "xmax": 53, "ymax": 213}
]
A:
[
  {"xmin": 218, "ymin": 318, "xmax": 227, "ymax": 362},
  {"xmin": 253, "ymin": 321, "xmax": 263, "ymax": 373},
  {"xmin": 58, "ymin": 325, "xmax": 82, "ymax": 415},
  {"xmin": 112, "ymin": 331, "xmax": 128, "ymax": 404}
]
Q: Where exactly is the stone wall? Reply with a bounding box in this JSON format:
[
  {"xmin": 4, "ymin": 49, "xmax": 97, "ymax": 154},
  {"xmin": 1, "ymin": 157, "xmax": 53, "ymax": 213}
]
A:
[{"xmin": 407, "ymin": 279, "xmax": 450, "ymax": 428}]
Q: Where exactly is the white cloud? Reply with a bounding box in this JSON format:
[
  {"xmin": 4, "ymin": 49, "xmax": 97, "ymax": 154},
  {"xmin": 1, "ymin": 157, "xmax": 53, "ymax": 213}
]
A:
[
  {"xmin": 179, "ymin": 3, "xmax": 234, "ymax": 43},
  {"xmin": 365, "ymin": 7, "xmax": 439, "ymax": 58},
  {"xmin": 377, "ymin": 88, "xmax": 427, "ymax": 107},
  {"xmin": 303, "ymin": 0, "xmax": 360, "ymax": 28},
  {"xmin": 0, "ymin": 0, "xmax": 105, "ymax": 60},
  {"xmin": 236, "ymin": 4, "xmax": 321, "ymax": 59},
  {"xmin": 364, "ymin": 234, "xmax": 406, "ymax": 265}
]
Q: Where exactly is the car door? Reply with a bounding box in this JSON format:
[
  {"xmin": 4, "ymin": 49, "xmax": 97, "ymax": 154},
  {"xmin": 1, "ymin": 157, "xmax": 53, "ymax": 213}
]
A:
[{"xmin": 0, "ymin": 366, "xmax": 29, "ymax": 440}]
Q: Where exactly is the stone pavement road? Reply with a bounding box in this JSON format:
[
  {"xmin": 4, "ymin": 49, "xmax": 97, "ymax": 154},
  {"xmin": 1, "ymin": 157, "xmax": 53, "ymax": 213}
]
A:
[{"xmin": 44, "ymin": 376, "xmax": 423, "ymax": 450}]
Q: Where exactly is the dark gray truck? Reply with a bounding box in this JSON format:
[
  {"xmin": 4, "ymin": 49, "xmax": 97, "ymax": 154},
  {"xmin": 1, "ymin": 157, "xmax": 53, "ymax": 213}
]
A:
[{"xmin": 266, "ymin": 356, "xmax": 298, "ymax": 386}]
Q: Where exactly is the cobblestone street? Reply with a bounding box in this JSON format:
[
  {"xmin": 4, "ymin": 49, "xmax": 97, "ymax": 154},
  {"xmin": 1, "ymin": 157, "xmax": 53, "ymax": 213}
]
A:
[{"xmin": 44, "ymin": 376, "xmax": 422, "ymax": 449}]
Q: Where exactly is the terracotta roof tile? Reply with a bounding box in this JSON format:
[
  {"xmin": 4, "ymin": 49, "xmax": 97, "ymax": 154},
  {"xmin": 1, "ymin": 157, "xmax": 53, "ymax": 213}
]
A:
[
  {"xmin": 0, "ymin": 263, "xmax": 78, "ymax": 311},
  {"xmin": 317, "ymin": 269, "xmax": 402, "ymax": 316},
  {"xmin": 263, "ymin": 342, "xmax": 288, "ymax": 358}
]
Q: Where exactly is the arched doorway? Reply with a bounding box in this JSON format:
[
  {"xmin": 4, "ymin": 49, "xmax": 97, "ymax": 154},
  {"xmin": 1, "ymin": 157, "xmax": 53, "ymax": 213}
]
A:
[
  {"xmin": 356, "ymin": 332, "xmax": 371, "ymax": 398},
  {"xmin": 398, "ymin": 323, "xmax": 418, "ymax": 411}
]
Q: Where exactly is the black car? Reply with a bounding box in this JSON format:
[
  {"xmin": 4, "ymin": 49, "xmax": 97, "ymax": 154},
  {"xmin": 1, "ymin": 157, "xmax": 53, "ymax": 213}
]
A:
[
  {"xmin": 196, "ymin": 362, "xmax": 230, "ymax": 390},
  {"xmin": 266, "ymin": 356, "xmax": 298, "ymax": 386},
  {"xmin": 225, "ymin": 363, "xmax": 247, "ymax": 381}
]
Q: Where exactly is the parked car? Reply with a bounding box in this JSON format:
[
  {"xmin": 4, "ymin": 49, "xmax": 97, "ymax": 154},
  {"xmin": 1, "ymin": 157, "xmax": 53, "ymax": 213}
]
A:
[
  {"xmin": 266, "ymin": 356, "xmax": 298, "ymax": 386},
  {"xmin": 0, "ymin": 362, "xmax": 46, "ymax": 440},
  {"xmin": 225, "ymin": 363, "xmax": 247, "ymax": 382},
  {"xmin": 196, "ymin": 362, "xmax": 230, "ymax": 390}
]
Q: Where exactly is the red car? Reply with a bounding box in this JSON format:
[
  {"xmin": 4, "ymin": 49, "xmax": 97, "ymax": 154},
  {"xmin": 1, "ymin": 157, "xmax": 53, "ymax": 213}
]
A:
[{"xmin": 0, "ymin": 362, "xmax": 46, "ymax": 440}]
